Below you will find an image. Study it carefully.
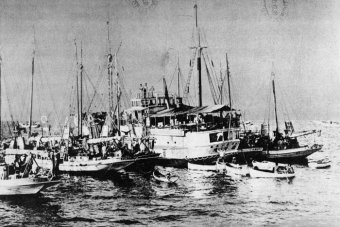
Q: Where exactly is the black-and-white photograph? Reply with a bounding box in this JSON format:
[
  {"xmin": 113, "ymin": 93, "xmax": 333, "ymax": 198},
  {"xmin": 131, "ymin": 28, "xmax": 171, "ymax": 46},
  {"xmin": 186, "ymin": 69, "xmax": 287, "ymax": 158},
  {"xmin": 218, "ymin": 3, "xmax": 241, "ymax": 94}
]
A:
[{"xmin": 0, "ymin": 0, "xmax": 339, "ymax": 226}]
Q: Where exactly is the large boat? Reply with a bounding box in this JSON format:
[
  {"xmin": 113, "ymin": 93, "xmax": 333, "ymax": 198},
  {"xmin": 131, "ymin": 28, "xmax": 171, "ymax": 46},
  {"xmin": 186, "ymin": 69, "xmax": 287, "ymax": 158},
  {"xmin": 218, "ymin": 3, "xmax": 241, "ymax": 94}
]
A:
[
  {"xmin": 126, "ymin": 5, "xmax": 242, "ymax": 168},
  {"xmin": 0, "ymin": 149, "xmax": 59, "ymax": 195},
  {"xmin": 149, "ymin": 105, "xmax": 240, "ymax": 167},
  {"xmin": 254, "ymin": 72, "xmax": 322, "ymax": 162}
]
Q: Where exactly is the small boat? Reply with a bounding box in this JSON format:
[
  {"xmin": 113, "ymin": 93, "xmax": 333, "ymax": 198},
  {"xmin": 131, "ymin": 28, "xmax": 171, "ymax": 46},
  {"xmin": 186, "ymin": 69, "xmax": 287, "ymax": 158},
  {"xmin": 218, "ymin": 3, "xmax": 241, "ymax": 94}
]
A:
[
  {"xmin": 249, "ymin": 161, "xmax": 295, "ymax": 178},
  {"xmin": 225, "ymin": 162, "xmax": 249, "ymax": 177},
  {"xmin": 153, "ymin": 168, "xmax": 179, "ymax": 183},
  {"xmin": 308, "ymin": 159, "xmax": 331, "ymax": 169},
  {"xmin": 0, "ymin": 176, "xmax": 60, "ymax": 195},
  {"xmin": 0, "ymin": 150, "xmax": 60, "ymax": 195},
  {"xmin": 188, "ymin": 162, "xmax": 217, "ymax": 171}
]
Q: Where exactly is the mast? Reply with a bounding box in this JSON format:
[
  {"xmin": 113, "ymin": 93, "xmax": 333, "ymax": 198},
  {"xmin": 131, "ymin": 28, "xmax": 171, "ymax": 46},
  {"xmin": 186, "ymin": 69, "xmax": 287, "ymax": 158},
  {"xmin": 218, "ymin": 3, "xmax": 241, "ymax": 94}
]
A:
[
  {"xmin": 194, "ymin": 4, "xmax": 202, "ymax": 107},
  {"xmin": 0, "ymin": 55, "xmax": 2, "ymax": 140},
  {"xmin": 115, "ymin": 53, "xmax": 121, "ymax": 135},
  {"xmin": 226, "ymin": 53, "xmax": 232, "ymax": 110},
  {"xmin": 74, "ymin": 40, "xmax": 80, "ymax": 136},
  {"xmin": 163, "ymin": 77, "xmax": 170, "ymax": 109},
  {"xmin": 107, "ymin": 20, "xmax": 114, "ymax": 114},
  {"xmin": 29, "ymin": 44, "xmax": 35, "ymax": 137},
  {"xmin": 177, "ymin": 55, "xmax": 180, "ymax": 97},
  {"xmin": 219, "ymin": 61, "xmax": 223, "ymax": 105},
  {"xmin": 272, "ymin": 72, "xmax": 279, "ymax": 135},
  {"xmin": 80, "ymin": 41, "xmax": 83, "ymax": 136}
]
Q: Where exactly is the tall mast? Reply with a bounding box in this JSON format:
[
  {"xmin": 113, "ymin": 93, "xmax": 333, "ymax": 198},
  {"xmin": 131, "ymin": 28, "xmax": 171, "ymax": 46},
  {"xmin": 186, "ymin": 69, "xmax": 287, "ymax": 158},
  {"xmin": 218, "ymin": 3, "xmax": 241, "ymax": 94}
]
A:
[
  {"xmin": 226, "ymin": 53, "xmax": 232, "ymax": 110},
  {"xmin": 272, "ymin": 72, "xmax": 279, "ymax": 135},
  {"xmin": 115, "ymin": 53, "xmax": 120, "ymax": 135},
  {"xmin": 74, "ymin": 40, "xmax": 80, "ymax": 136},
  {"xmin": 219, "ymin": 61, "xmax": 223, "ymax": 105},
  {"xmin": 107, "ymin": 21, "xmax": 114, "ymax": 115},
  {"xmin": 80, "ymin": 41, "xmax": 83, "ymax": 136},
  {"xmin": 29, "ymin": 35, "xmax": 36, "ymax": 138},
  {"xmin": 194, "ymin": 4, "xmax": 202, "ymax": 107},
  {"xmin": 177, "ymin": 55, "xmax": 180, "ymax": 97},
  {"xmin": 0, "ymin": 55, "xmax": 2, "ymax": 140}
]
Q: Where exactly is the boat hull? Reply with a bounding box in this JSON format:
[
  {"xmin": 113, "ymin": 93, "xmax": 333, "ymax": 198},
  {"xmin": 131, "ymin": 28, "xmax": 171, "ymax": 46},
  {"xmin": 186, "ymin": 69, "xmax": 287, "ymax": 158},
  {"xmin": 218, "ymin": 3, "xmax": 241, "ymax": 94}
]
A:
[
  {"xmin": 263, "ymin": 145, "xmax": 322, "ymax": 162},
  {"xmin": 0, "ymin": 179, "xmax": 60, "ymax": 195},
  {"xmin": 125, "ymin": 154, "xmax": 161, "ymax": 172},
  {"xmin": 225, "ymin": 163, "xmax": 249, "ymax": 176},
  {"xmin": 249, "ymin": 168, "xmax": 295, "ymax": 178},
  {"xmin": 188, "ymin": 162, "xmax": 217, "ymax": 171},
  {"xmin": 59, "ymin": 158, "xmax": 134, "ymax": 173},
  {"xmin": 309, "ymin": 162, "xmax": 331, "ymax": 169}
]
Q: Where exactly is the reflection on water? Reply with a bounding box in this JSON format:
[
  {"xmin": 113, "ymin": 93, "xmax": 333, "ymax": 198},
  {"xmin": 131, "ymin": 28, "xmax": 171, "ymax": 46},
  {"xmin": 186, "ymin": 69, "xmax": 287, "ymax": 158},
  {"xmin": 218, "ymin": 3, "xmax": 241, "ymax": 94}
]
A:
[{"xmin": 1, "ymin": 121, "xmax": 340, "ymax": 226}]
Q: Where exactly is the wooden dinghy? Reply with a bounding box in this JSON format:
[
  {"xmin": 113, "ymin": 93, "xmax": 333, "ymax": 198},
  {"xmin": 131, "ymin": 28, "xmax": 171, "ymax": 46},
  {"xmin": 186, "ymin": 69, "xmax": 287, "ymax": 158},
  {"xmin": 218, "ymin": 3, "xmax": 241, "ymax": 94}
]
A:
[
  {"xmin": 153, "ymin": 168, "xmax": 179, "ymax": 183},
  {"xmin": 249, "ymin": 161, "xmax": 295, "ymax": 178},
  {"xmin": 225, "ymin": 162, "xmax": 249, "ymax": 177},
  {"xmin": 308, "ymin": 159, "xmax": 331, "ymax": 169}
]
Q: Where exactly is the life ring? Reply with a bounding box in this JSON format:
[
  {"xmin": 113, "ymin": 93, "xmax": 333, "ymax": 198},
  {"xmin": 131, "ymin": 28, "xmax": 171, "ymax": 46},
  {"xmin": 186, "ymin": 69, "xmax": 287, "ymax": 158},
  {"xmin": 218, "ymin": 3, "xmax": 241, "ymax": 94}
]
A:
[{"xmin": 41, "ymin": 116, "xmax": 48, "ymax": 124}]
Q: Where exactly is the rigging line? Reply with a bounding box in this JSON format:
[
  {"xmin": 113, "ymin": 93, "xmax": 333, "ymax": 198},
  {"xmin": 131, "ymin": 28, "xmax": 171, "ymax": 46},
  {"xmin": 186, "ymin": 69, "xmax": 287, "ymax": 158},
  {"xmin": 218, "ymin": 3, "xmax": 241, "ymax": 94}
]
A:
[
  {"xmin": 87, "ymin": 70, "xmax": 105, "ymax": 112},
  {"xmin": 276, "ymin": 82, "xmax": 289, "ymax": 121},
  {"xmin": 4, "ymin": 68, "xmax": 22, "ymax": 120},
  {"xmin": 36, "ymin": 56, "xmax": 61, "ymax": 125},
  {"xmin": 168, "ymin": 63, "xmax": 178, "ymax": 90},
  {"xmin": 203, "ymin": 48, "xmax": 219, "ymax": 91},
  {"xmin": 1, "ymin": 66, "xmax": 15, "ymax": 123},
  {"xmin": 84, "ymin": 71, "xmax": 106, "ymax": 112},
  {"xmin": 202, "ymin": 53, "xmax": 218, "ymax": 104},
  {"xmin": 280, "ymin": 82, "xmax": 299, "ymax": 121}
]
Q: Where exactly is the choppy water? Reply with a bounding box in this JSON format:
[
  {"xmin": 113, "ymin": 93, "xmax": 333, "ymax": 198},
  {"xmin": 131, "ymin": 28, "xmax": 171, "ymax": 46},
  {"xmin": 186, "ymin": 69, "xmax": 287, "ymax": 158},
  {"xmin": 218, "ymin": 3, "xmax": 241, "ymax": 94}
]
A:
[{"xmin": 1, "ymin": 121, "xmax": 340, "ymax": 226}]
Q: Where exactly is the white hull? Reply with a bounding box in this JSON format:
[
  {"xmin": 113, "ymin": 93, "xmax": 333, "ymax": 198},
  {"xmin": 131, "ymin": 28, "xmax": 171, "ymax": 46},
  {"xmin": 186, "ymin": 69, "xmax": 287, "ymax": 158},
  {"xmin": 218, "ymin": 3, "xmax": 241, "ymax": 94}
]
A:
[
  {"xmin": 59, "ymin": 158, "xmax": 133, "ymax": 172},
  {"xmin": 188, "ymin": 162, "xmax": 217, "ymax": 171},
  {"xmin": 225, "ymin": 163, "xmax": 249, "ymax": 176},
  {"xmin": 151, "ymin": 128, "xmax": 240, "ymax": 160},
  {"xmin": 309, "ymin": 162, "xmax": 331, "ymax": 169},
  {"xmin": 249, "ymin": 168, "xmax": 295, "ymax": 178},
  {"xmin": 0, "ymin": 178, "xmax": 59, "ymax": 195}
]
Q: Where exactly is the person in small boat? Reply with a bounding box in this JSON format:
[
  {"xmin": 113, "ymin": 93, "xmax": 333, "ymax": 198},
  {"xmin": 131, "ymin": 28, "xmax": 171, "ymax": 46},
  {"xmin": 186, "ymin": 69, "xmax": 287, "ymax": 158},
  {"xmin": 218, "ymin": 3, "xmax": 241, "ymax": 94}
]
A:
[{"xmin": 232, "ymin": 157, "xmax": 237, "ymax": 164}]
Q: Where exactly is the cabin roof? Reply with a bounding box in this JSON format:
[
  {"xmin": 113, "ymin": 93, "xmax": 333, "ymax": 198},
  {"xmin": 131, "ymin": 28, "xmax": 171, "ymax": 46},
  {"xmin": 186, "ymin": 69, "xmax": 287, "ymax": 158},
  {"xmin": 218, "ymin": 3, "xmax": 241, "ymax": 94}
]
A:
[{"xmin": 151, "ymin": 104, "xmax": 233, "ymax": 117}]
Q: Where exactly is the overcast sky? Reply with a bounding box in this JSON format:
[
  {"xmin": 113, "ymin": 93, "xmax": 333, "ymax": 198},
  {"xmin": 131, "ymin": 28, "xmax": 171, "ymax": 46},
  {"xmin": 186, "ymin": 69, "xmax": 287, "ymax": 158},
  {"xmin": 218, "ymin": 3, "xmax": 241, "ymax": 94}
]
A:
[{"xmin": 0, "ymin": 0, "xmax": 339, "ymax": 123}]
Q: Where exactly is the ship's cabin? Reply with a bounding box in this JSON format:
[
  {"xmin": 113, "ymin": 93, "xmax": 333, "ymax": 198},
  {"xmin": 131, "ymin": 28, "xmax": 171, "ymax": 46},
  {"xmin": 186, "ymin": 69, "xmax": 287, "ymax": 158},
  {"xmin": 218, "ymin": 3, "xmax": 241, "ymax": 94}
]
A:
[
  {"xmin": 148, "ymin": 105, "xmax": 241, "ymax": 133},
  {"xmin": 131, "ymin": 83, "xmax": 183, "ymax": 109}
]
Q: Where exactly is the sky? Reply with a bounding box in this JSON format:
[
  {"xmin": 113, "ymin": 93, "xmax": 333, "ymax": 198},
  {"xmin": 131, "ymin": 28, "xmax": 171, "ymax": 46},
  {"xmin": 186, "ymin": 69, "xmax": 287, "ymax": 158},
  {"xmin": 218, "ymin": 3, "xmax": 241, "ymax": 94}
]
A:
[{"xmin": 0, "ymin": 0, "xmax": 339, "ymax": 123}]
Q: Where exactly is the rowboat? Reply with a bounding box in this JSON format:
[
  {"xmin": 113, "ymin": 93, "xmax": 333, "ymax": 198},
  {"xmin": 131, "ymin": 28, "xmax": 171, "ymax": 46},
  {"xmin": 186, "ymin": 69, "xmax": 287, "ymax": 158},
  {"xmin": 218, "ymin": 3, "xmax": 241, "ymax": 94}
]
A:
[
  {"xmin": 224, "ymin": 162, "xmax": 249, "ymax": 177},
  {"xmin": 0, "ymin": 177, "xmax": 60, "ymax": 195},
  {"xmin": 0, "ymin": 150, "xmax": 60, "ymax": 195},
  {"xmin": 250, "ymin": 161, "xmax": 295, "ymax": 178},
  {"xmin": 153, "ymin": 168, "xmax": 179, "ymax": 183},
  {"xmin": 308, "ymin": 159, "xmax": 331, "ymax": 169}
]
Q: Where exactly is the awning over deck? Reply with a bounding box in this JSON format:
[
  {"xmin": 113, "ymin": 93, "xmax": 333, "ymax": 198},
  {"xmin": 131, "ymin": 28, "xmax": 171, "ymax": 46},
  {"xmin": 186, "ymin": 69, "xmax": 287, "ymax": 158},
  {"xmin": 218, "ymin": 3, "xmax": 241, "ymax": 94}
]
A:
[{"xmin": 150, "ymin": 105, "xmax": 233, "ymax": 117}]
